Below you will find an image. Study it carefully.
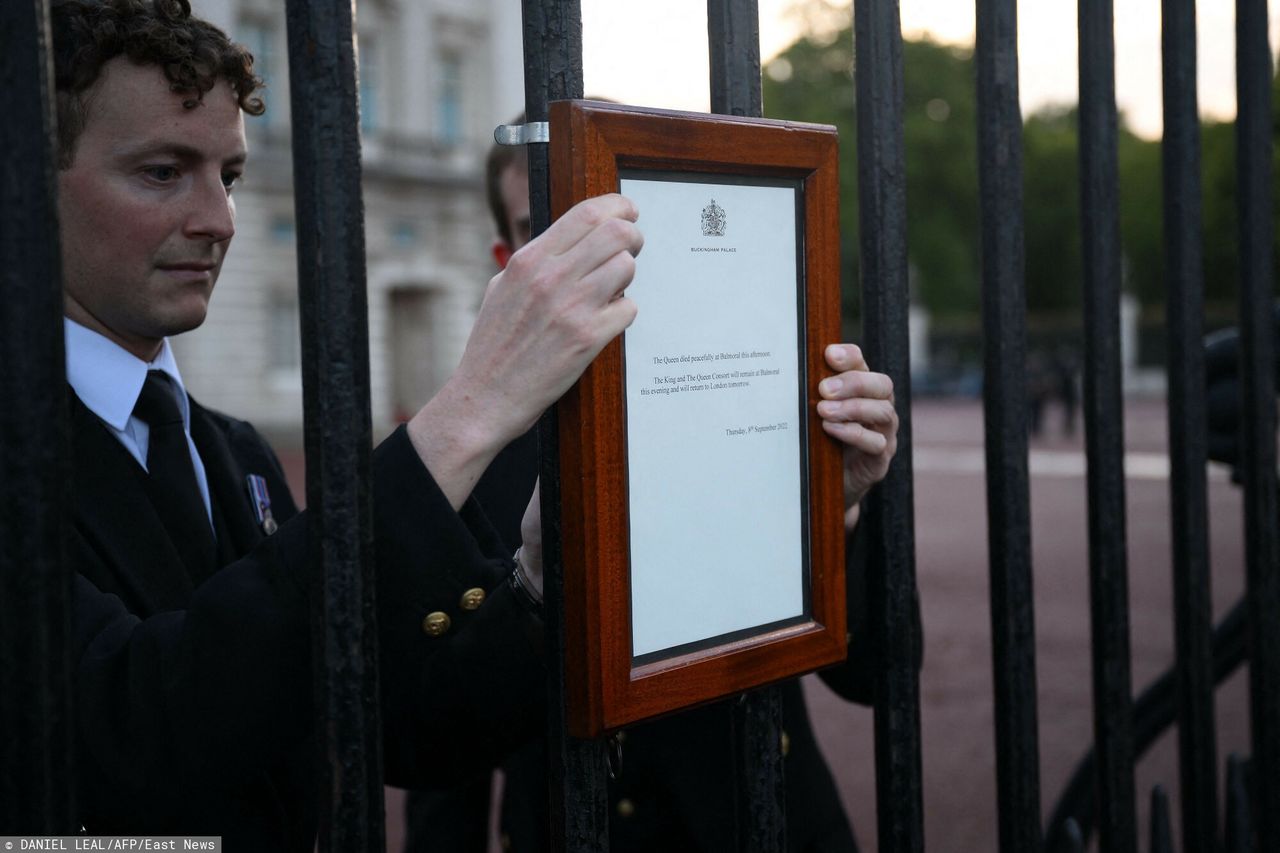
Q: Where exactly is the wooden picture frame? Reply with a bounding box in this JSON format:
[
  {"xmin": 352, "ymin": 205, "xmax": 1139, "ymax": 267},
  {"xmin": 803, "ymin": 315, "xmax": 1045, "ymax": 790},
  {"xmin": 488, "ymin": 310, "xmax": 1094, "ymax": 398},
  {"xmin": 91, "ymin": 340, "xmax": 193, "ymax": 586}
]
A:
[{"xmin": 550, "ymin": 100, "xmax": 845, "ymax": 737}]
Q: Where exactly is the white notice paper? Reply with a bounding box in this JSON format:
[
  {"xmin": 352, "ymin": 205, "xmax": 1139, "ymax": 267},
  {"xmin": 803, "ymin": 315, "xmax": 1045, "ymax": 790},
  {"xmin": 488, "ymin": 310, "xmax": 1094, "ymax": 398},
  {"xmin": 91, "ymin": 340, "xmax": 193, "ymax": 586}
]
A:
[{"xmin": 622, "ymin": 174, "xmax": 806, "ymax": 660}]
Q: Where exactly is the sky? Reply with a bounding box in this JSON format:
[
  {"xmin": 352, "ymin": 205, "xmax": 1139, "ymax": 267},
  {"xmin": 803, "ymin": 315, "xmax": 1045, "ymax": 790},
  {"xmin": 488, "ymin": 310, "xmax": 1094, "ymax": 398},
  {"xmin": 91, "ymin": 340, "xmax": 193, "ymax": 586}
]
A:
[{"xmin": 578, "ymin": 0, "xmax": 1280, "ymax": 139}]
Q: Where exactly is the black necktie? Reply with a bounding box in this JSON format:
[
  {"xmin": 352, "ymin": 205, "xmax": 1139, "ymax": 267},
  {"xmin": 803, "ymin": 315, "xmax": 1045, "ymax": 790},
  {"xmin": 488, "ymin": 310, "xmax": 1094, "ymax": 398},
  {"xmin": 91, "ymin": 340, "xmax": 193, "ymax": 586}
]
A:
[{"xmin": 133, "ymin": 370, "xmax": 216, "ymax": 584}]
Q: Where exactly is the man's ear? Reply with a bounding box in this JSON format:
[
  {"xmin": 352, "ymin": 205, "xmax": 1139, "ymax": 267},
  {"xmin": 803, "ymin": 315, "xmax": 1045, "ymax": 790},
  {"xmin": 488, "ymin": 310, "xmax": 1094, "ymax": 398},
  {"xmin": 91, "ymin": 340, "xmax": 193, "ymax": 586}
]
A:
[{"xmin": 491, "ymin": 239, "xmax": 513, "ymax": 271}]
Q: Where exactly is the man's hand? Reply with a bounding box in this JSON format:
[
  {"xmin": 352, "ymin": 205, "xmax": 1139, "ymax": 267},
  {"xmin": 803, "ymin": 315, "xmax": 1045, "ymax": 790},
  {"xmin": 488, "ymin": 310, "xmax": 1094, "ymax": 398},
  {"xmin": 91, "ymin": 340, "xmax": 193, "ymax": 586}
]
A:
[
  {"xmin": 817, "ymin": 344, "xmax": 898, "ymax": 529},
  {"xmin": 516, "ymin": 479, "xmax": 544, "ymax": 599},
  {"xmin": 409, "ymin": 195, "xmax": 643, "ymax": 508}
]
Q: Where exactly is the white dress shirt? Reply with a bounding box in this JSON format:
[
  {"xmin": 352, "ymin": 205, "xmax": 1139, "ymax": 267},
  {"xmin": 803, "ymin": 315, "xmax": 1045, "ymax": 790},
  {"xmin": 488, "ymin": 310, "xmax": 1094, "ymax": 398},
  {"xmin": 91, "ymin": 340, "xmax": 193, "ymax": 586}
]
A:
[{"xmin": 64, "ymin": 318, "xmax": 214, "ymax": 527}]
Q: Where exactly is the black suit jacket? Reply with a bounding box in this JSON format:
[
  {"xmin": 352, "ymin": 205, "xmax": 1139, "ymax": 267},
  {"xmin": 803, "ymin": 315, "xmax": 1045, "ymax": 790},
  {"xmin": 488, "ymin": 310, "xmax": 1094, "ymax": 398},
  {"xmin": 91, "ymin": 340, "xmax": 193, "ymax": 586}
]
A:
[
  {"xmin": 68, "ymin": 393, "xmax": 545, "ymax": 848},
  {"xmin": 407, "ymin": 432, "xmax": 889, "ymax": 853}
]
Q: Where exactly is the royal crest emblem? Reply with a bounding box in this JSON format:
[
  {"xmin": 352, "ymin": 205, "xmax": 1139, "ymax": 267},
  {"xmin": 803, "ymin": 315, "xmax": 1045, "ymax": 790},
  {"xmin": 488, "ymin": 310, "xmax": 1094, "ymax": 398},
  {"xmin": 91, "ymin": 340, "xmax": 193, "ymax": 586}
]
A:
[{"xmin": 700, "ymin": 198, "xmax": 727, "ymax": 237}]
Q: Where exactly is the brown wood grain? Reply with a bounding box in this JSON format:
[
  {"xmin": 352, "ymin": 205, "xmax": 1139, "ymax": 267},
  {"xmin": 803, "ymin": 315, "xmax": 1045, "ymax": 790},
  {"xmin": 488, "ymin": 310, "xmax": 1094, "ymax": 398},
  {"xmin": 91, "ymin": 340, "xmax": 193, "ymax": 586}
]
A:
[{"xmin": 550, "ymin": 100, "xmax": 845, "ymax": 737}]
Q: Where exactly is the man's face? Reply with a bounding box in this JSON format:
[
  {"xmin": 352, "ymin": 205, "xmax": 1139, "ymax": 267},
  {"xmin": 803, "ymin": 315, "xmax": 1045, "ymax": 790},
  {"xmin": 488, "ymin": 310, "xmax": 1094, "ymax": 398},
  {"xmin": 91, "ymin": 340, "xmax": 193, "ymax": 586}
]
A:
[
  {"xmin": 58, "ymin": 57, "xmax": 247, "ymax": 360},
  {"xmin": 491, "ymin": 162, "xmax": 531, "ymax": 269}
]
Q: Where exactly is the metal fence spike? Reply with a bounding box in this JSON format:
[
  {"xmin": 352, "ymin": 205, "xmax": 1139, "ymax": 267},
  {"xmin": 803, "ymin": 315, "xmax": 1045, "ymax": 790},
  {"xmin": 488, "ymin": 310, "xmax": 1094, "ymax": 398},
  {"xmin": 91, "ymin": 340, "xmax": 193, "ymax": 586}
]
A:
[
  {"xmin": 1225, "ymin": 754, "xmax": 1254, "ymax": 853},
  {"xmin": 1150, "ymin": 785, "xmax": 1175, "ymax": 853},
  {"xmin": 1064, "ymin": 818, "xmax": 1086, "ymax": 853}
]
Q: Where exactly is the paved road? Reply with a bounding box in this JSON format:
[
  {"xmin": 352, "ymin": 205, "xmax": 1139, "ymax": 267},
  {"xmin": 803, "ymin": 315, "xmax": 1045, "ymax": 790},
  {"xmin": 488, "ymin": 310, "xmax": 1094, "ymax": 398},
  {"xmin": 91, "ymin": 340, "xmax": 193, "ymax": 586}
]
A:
[{"xmin": 804, "ymin": 397, "xmax": 1250, "ymax": 852}]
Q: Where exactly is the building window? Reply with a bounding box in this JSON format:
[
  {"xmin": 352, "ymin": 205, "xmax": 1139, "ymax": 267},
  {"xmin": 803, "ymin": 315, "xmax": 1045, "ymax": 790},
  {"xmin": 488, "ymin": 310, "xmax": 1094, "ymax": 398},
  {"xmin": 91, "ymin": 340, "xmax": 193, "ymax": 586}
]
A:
[
  {"xmin": 392, "ymin": 221, "xmax": 418, "ymax": 248},
  {"xmin": 358, "ymin": 37, "xmax": 379, "ymax": 133},
  {"xmin": 267, "ymin": 289, "xmax": 300, "ymax": 371},
  {"xmin": 238, "ymin": 19, "xmax": 276, "ymax": 129},
  {"xmin": 389, "ymin": 288, "xmax": 445, "ymax": 419},
  {"xmin": 270, "ymin": 216, "xmax": 295, "ymax": 244},
  {"xmin": 438, "ymin": 53, "xmax": 464, "ymax": 143}
]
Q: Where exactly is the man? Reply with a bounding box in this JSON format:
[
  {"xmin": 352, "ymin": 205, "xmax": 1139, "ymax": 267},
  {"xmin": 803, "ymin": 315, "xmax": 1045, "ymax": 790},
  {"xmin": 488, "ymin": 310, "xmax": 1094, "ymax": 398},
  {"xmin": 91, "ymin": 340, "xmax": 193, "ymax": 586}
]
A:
[
  {"xmin": 54, "ymin": 0, "xmax": 642, "ymax": 845},
  {"xmin": 403, "ymin": 124, "xmax": 900, "ymax": 851}
]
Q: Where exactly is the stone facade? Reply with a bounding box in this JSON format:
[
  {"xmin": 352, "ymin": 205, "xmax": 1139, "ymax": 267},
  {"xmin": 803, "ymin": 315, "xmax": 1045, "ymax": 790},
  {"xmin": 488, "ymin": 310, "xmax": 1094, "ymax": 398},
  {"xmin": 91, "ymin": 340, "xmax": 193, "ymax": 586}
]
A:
[{"xmin": 176, "ymin": 0, "xmax": 524, "ymax": 440}]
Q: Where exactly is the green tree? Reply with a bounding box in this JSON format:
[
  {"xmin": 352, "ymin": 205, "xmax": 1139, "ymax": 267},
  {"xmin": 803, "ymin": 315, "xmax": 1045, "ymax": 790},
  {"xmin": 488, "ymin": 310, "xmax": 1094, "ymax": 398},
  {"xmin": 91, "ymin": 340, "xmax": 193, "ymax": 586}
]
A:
[
  {"xmin": 763, "ymin": 2, "xmax": 1279, "ymax": 340},
  {"xmin": 1020, "ymin": 108, "xmax": 1162, "ymax": 317},
  {"xmin": 764, "ymin": 29, "xmax": 982, "ymax": 324},
  {"xmin": 762, "ymin": 25, "xmax": 861, "ymax": 324},
  {"xmin": 1201, "ymin": 119, "xmax": 1240, "ymax": 314},
  {"xmin": 1021, "ymin": 107, "xmax": 1081, "ymax": 316},
  {"xmin": 1116, "ymin": 128, "xmax": 1161, "ymax": 310}
]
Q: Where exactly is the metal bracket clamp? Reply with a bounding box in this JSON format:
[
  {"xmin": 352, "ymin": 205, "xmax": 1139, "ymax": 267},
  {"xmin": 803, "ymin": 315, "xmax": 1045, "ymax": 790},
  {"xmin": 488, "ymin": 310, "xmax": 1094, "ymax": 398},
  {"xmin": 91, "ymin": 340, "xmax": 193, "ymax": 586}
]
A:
[{"xmin": 494, "ymin": 121, "xmax": 551, "ymax": 146}]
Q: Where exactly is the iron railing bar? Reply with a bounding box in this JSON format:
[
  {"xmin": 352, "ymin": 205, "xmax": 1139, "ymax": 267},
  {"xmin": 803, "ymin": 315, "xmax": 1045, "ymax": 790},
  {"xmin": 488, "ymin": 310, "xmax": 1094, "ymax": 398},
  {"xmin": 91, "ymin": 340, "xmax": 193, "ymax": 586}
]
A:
[
  {"xmin": 522, "ymin": 3, "xmax": 608, "ymax": 851},
  {"xmin": 708, "ymin": 0, "xmax": 763, "ymax": 118},
  {"xmin": 1077, "ymin": 2, "xmax": 1138, "ymax": 851},
  {"xmin": 283, "ymin": 0, "xmax": 383, "ymax": 849},
  {"xmin": 1159, "ymin": 1, "xmax": 1219, "ymax": 850},
  {"xmin": 974, "ymin": 1, "xmax": 1043, "ymax": 851},
  {"xmin": 1234, "ymin": 1, "xmax": 1280, "ymax": 848},
  {"xmin": 706, "ymin": 2, "xmax": 787, "ymax": 850},
  {"xmin": 729, "ymin": 689, "xmax": 786, "ymax": 853},
  {"xmin": 0, "ymin": 0, "xmax": 76, "ymax": 832},
  {"xmin": 852, "ymin": 1, "xmax": 925, "ymax": 851}
]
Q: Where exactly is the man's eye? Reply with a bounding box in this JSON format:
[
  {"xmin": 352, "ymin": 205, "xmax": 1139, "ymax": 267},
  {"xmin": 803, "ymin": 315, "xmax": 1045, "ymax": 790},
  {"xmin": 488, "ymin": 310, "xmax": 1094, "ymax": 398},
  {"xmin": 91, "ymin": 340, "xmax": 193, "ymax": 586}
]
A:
[
  {"xmin": 144, "ymin": 165, "xmax": 180, "ymax": 182},
  {"xmin": 221, "ymin": 172, "xmax": 242, "ymax": 191}
]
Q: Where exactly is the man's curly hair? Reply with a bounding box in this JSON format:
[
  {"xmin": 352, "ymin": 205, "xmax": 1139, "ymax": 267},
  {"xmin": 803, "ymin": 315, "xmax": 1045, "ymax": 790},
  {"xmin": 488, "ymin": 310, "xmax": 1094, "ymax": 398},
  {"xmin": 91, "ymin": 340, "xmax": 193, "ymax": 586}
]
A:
[{"xmin": 52, "ymin": 0, "xmax": 265, "ymax": 167}]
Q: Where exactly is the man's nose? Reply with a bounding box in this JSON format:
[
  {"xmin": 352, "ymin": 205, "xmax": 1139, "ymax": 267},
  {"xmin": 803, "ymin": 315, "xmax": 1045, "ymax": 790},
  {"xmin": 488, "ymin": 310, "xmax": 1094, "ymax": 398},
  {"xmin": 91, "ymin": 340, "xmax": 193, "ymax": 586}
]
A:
[{"xmin": 184, "ymin": 173, "xmax": 236, "ymax": 242}]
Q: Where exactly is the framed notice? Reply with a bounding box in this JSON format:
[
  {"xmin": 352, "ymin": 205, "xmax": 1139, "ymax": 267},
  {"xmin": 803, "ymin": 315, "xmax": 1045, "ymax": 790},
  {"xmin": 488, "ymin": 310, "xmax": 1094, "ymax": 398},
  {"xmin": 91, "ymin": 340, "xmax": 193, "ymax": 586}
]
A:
[{"xmin": 550, "ymin": 100, "xmax": 845, "ymax": 737}]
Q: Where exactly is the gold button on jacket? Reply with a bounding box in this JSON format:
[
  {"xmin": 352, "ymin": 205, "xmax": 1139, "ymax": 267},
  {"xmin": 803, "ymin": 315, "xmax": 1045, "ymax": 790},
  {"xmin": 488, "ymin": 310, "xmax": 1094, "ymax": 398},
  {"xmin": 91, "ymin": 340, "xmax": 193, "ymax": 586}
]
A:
[
  {"xmin": 421, "ymin": 611, "xmax": 451, "ymax": 637},
  {"xmin": 459, "ymin": 587, "xmax": 486, "ymax": 610}
]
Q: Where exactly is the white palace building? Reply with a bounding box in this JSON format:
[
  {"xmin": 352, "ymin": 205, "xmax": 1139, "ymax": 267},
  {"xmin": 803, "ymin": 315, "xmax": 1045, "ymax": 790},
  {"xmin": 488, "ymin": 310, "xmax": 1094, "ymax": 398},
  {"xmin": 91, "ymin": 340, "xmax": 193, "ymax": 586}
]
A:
[{"xmin": 176, "ymin": 0, "xmax": 525, "ymax": 441}]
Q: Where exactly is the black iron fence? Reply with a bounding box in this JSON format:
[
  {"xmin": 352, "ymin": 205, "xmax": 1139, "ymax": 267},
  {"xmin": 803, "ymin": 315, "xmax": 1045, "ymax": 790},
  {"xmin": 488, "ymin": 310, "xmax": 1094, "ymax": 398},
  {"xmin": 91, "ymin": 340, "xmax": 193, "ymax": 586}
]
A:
[
  {"xmin": 2, "ymin": 0, "xmax": 1276, "ymax": 851},
  {"xmin": 1158, "ymin": 1, "xmax": 1217, "ymax": 849},
  {"xmin": 974, "ymin": 1, "xmax": 1041, "ymax": 850},
  {"xmin": 283, "ymin": 0, "xmax": 382, "ymax": 849},
  {"xmin": 0, "ymin": 0, "xmax": 74, "ymax": 831},
  {"xmin": 852, "ymin": 2, "xmax": 927, "ymax": 850}
]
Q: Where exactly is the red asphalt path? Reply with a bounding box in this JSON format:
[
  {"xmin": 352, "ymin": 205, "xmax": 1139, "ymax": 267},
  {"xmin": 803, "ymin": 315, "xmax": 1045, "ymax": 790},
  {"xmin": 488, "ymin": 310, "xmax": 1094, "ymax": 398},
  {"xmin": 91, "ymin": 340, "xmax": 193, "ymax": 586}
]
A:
[{"xmin": 804, "ymin": 397, "xmax": 1250, "ymax": 852}]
